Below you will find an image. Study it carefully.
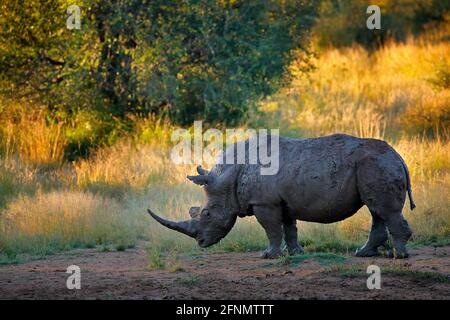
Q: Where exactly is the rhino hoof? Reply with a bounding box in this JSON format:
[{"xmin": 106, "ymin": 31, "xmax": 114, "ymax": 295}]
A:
[
  {"xmin": 386, "ymin": 249, "xmax": 409, "ymax": 259},
  {"xmin": 287, "ymin": 246, "xmax": 304, "ymax": 256},
  {"xmin": 355, "ymin": 247, "xmax": 379, "ymax": 257},
  {"xmin": 261, "ymin": 248, "xmax": 283, "ymax": 259}
]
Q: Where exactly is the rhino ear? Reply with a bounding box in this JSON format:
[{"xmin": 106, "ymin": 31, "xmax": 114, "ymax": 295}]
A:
[
  {"xmin": 187, "ymin": 175, "xmax": 214, "ymax": 186},
  {"xmin": 196, "ymin": 165, "xmax": 209, "ymax": 175},
  {"xmin": 189, "ymin": 206, "xmax": 200, "ymax": 218}
]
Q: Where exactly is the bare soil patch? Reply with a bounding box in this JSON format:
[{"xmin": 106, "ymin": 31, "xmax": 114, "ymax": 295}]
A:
[{"xmin": 0, "ymin": 243, "xmax": 449, "ymax": 299}]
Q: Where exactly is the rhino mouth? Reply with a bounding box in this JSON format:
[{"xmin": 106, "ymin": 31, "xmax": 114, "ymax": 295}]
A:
[
  {"xmin": 197, "ymin": 238, "xmax": 208, "ymax": 247},
  {"xmin": 197, "ymin": 238, "xmax": 218, "ymax": 248},
  {"xmin": 197, "ymin": 232, "xmax": 225, "ymax": 248}
]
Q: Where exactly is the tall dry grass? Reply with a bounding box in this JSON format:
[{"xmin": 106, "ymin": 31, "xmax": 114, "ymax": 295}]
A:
[
  {"xmin": 0, "ymin": 191, "xmax": 144, "ymax": 261},
  {"xmin": 261, "ymin": 39, "xmax": 450, "ymax": 138},
  {"xmin": 0, "ymin": 132, "xmax": 448, "ymax": 262},
  {"xmin": 74, "ymin": 141, "xmax": 187, "ymax": 192},
  {"xmin": 251, "ymin": 36, "xmax": 450, "ymax": 250},
  {"xmin": 0, "ymin": 102, "xmax": 67, "ymax": 166},
  {"xmin": 0, "ymin": 35, "xmax": 449, "ymax": 263}
]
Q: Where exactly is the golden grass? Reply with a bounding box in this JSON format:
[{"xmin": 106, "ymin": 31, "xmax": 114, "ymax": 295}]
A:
[
  {"xmin": 263, "ymin": 39, "xmax": 450, "ymax": 138},
  {"xmin": 0, "ymin": 132, "xmax": 448, "ymax": 260},
  {"xmin": 251, "ymin": 36, "xmax": 450, "ymax": 249},
  {"xmin": 394, "ymin": 137, "xmax": 450, "ymax": 183},
  {"xmin": 0, "ymin": 191, "xmax": 144, "ymax": 257},
  {"xmin": 0, "ymin": 102, "xmax": 67, "ymax": 166},
  {"xmin": 0, "ymin": 35, "xmax": 449, "ymax": 261},
  {"xmin": 74, "ymin": 141, "xmax": 179, "ymax": 188},
  {"xmin": 406, "ymin": 183, "xmax": 450, "ymax": 242}
]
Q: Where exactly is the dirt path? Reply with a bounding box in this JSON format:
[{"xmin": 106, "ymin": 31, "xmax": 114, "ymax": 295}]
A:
[{"xmin": 0, "ymin": 243, "xmax": 449, "ymax": 299}]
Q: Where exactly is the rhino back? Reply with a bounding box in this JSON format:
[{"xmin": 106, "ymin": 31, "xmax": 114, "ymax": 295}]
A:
[
  {"xmin": 215, "ymin": 133, "xmax": 403, "ymax": 223},
  {"xmin": 235, "ymin": 134, "xmax": 390, "ymax": 223}
]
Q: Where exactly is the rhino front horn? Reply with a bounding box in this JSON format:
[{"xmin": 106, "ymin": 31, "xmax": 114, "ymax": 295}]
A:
[{"xmin": 147, "ymin": 209, "xmax": 198, "ymax": 238}]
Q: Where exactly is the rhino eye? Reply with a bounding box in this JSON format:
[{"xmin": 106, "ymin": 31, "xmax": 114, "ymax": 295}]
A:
[{"xmin": 201, "ymin": 209, "xmax": 210, "ymax": 218}]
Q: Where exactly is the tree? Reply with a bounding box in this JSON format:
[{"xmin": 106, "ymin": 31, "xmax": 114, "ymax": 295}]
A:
[
  {"xmin": 0, "ymin": 0, "xmax": 319, "ymax": 125},
  {"xmin": 136, "ymin": 0, "xmax": 319, "ymax": 125}
]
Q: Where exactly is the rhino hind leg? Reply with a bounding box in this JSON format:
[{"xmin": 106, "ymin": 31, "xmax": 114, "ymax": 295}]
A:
[
  {"xmin": 384, "ymin": 213, "xmax": 412, "ymax": 258},
  {"xmin": 356, "ymin": 155, "xmax": 412, "ymax": 259},
  {"xmin": 282, "ymin": 218, "xmax": 304, "ymax": 255},
  {"xmin": 254, "ymin": 205, "xmax": 283, "ymax": 259},
  {"xmin": 355, "ymin": 214, "xmax": 388, "ymax": 257}
]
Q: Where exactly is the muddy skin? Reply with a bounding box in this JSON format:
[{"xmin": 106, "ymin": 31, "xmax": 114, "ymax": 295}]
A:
[{"xmin": 149, "ymin": 134, "xmax": 415, "ymax": 259}]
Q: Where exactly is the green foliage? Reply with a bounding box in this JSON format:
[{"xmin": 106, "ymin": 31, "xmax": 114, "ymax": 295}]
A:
[
  {"xmin": 0, "ymin": 0, "xmax": 319, "ymax": 127},
  {"xmin": 2, "ymin": 0, "xmax": 447, "ymax": 154},
  {"xmin": 0, "ymin": 0, "xmax": 98, "ymax": 110},
  {"xmin": 63, "ymin": 109, "xmax": 133, "ymax": 160},
  {"xmin": 136, "ymin": 0, "xmax": 318, "ymax": 125},
  {"xmin": 0, "ymin": 1, "xmax": 69, "ymax": 97}
]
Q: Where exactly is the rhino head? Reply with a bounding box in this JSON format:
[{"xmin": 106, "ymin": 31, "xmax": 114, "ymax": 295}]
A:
[{"xmin": 148, "ymin": 165, "xmax": 238, "ymax": 247}]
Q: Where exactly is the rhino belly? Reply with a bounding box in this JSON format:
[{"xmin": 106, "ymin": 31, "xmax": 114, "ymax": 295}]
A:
[
  {"xmin": 290, "ymin": 193, "xmax": 363, "ymax": 223},
  {"xmin": 280, "ymin": 159, "xmax": 363, "ymax": 223}
]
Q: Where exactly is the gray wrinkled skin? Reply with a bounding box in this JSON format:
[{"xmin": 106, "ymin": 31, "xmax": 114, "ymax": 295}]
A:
[{"xmin": 149, "ymin": 134, "xmax": 415, "ymax": 259}]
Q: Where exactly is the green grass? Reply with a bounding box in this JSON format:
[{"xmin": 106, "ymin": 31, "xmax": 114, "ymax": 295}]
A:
[
  {"xmin": 383, "ymin": 266, "xmax": 450, "ymax": 283},
  {"xmin": 259, "ymin": 252, "xmax": 347, "ymax": 269},
  {"xmin": 147, "ymin": 248, "xmax": 165, "ymax": 271},
  {"xmin": 115, "ymin": 244, "xmax": 127, "ymax": 252},
  {"xmin": 324, "ymin": 264, "xmax": 450, "ymax": 283},
  {"xmin": 410, "ymin": 236, "xmax": 450, "ymax": 248},
  {"xmin": 146, "ymin": 245, "xmax": 186, "ymax": 272},
  {"xmin": 166, "ymin": 262, "xmax": 185, "ymax": 273},
  {"xmin": 325, "ymin": 264, "xmax": 365, "ymax": 278},
  {"xmin": 0, "ymin": 254, "xmax": 26, "ymax": 265},
  {"xmin": 100, "ymin": 245, "xmax": 112, "ymax": 252},
  {"xmin": 176, "ymin": 274, "xmax": 201, "ymax": 287},
  {"xmin": 301, "ymin": 238, "xmax": 360, "ymax": 254}
]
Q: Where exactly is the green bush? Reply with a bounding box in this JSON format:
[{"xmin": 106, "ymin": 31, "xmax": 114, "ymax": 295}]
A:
[{"xmin": 0, "ymin": 0, "xmax": 319, "ymax": 126}]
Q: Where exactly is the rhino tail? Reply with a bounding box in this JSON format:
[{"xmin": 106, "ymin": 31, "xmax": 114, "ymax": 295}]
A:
[
  {"xmin": 393, "ymin": 150, "xmax": 416, "ymax": 210},
  {"xmin": 405, "ymin": 168, "xmax": 416, "ymax": 210}
]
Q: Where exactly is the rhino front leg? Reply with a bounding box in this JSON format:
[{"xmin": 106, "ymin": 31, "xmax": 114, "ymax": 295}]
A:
[
  {"xmin": 282, "ymin": 218, "xmax": 304, "ymax": 256},
  {"xmin": 254, "ymin": 205, "xmax": 283, "ymax": 259}
]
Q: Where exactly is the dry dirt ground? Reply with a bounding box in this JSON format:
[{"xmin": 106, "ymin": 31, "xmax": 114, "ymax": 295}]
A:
[{"xmin": 0, "ymin": 242, "xmax": 449, "ymax": 299}]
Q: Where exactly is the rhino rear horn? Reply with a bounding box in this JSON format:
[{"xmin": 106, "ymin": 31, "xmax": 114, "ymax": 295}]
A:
[
  {"xmin": 196, "ymin": 165, "xmax": 209, "ymax": 175},
  {"xmin": 147, "ymin": 209, "xmax": 198, "ymax": 238},
  {"xmin": 187, "ymin": 175, "xmax": 214, "ymax": 186}
]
